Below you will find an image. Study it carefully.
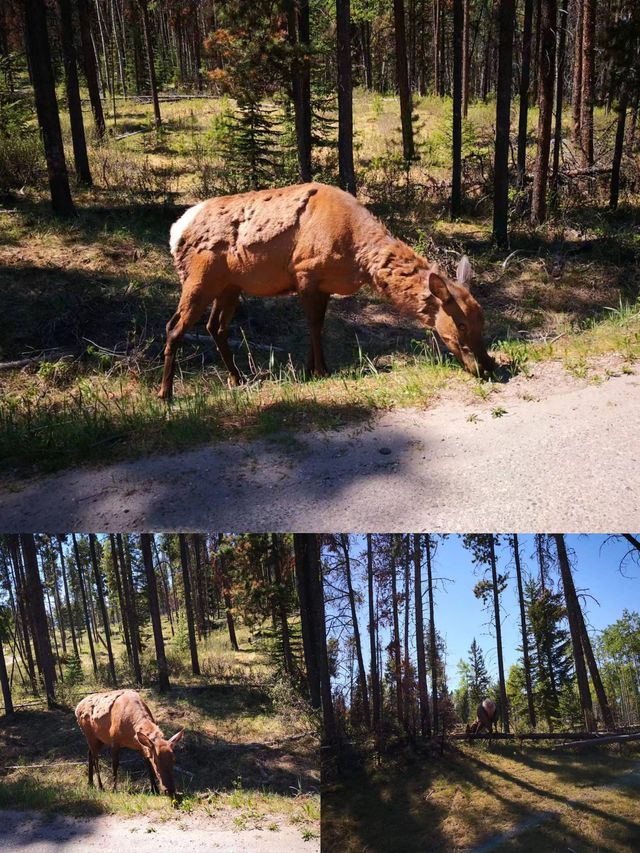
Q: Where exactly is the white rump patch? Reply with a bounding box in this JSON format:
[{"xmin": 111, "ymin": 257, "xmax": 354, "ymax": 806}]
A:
[{"xmin": 169, "ymin": 201, "xmax": 206, "ymax": 255}]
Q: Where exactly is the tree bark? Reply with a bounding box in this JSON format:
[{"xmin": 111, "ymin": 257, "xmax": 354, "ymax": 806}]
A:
[
  {"xmin": 610, "ymin": 85, "xmax": 629, "ymax": 209},
  {"xmin": 89, "ymin": 534, "xmax": 116, "ymax": 685},
  {"xmin": 140, "ymin": 535, "xmax": 170, "ymax": 692},
  {"xmin": 580, "ymin": 0, "xmax": 596, "ymax": 165},
  {"xmin": 0, "ymin": 631, "xmax": 13, "ymax": 715},
  {"xmin": 367, "ymin": 535, "xmax": 381, "ymax": 734},
  {"xmin": 571, "ymin": 0, "xmax": 583, "ymax": 144},
  {"xmin": 20, "ymin": 535, "xmax": 56, "ymax": 707},
  {"xmin": 554, "ymin": 534, "xmax": 595, "ymax": 731},
  {"xmin": 451, "ymin": 0, "xmax": 464, "ymax": 218},
  {"xmin": 116, "ymin": 534, "xmax": 142, "ymax": 684},
  {"xmin": 340, "ymin": 535, "xmax": 370, "ymax": 728},
  {"xmin": 285, "ymin": 0, "xmax": 312, "ymax": 182},
  {"xmin": 492, "ymin": 0, "xmax": 516, "ymax": 246},
  {"xmin": 178, "ymin": 534, "xmax": 200, "ymax": 676},
  {"xmin": 336, "ymin": 0, "xmax": 356, "ymax": 194},
  {"xmin": 216, "ymin": 536, "xmax": 239, "ymax": 651},
  {"xmin": 462, "ymin": 0, "xmax": 470, "ymax": 117},
  {"xmin": 489, "ymin": 537, "xmax": 509, "ymax": 732},
  {"xmin": 393, "ymin": 0, "xmax": 415, "ymax": 162},
  {"xmin": 138, "ymin": 0, "xmax": 161, "ymax": 128},
  {"xmin": 72, "ymin": 534, "xmax": 98, "ymax": 678},
  {"xmin": 58, "ymin": 0, "xmax": 92, "ymax": 184},
  {"xmin": 271, "ymin": 535, "xmax": 294, "ymax": 678},
  {"xmin": 425, "ymin": 535, "xmax": 439, "ymax": 735},
  {"xmin": 531, "ymin": 0, "xmax": 557, "ymax": 224},
  {"xmin": 109, "ymin": 534, "xmax": 131, "ymax": 668},
  {"xmin": 414, "ymin": 535, "xmax": 431, "ymax": 738},
  {"xmin": 517, "ymin": 0, "xmax": 535, "ymax": 188},
  {"xmin": 513, "ymin": 534, "xmax": 536, "ymax": 728},
  {"xmin": 294, "ymin": 535, "xmax": 321, "ymax": 710},
  {"xmin": 550, "ymin": 0, "xmax": 569, "ymax": 205},
  {"xmin": 23, "ymin": 0, "xmax": 75, "ymax": 216}
]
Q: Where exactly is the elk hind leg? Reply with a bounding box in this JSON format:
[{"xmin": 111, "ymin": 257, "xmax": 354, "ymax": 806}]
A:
[
  {"xmin": 299, "ymin": 289, "xmax": 330, "ymax": 376},
  {"xmin": 111, "ymin": 745, "xmax": 120, "ymax": 792},
  {"xmin": 206, "ymin": 288, "xmax": 242, "ymax": 387}
]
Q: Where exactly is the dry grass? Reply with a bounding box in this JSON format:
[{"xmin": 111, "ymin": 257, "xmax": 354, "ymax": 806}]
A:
[{"xmin": 321, "ymin": 742, "xmax": 640, "ymax": 852}]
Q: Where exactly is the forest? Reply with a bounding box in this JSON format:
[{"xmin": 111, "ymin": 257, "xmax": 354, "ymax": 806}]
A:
[
  {"xmin": 0, "ymin": 533, "xmax": 320, "ymax": 842},
  {"xmin": 1, "ymin": 1, "xmax": 640, "ymax": 475}
]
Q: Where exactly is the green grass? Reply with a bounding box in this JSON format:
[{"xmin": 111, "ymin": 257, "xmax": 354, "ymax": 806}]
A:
[
  {"xmin": 1, "ymin": 90, "xmax": 639, "ymax": 475},
  {"xmin": 322, "ymin": 742, "xmax": 640, "ymax": 852},
  {"xmin": 0, "ymin": 620, "xmax": 320, "ymax": 827}
]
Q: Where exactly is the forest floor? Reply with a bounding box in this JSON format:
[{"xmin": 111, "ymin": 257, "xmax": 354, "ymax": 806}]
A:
[
  {"xmin": 1, "ymin": 92, "xmax": 639, "ymax": 478},
  {"xmin": 321, "ymin": 741, "xmax": 640, "ymax": 852},
  {"xmin": 0, "ymin": 622, "xmax": 320, "ymax": 848},
  {"xmin": 0, "ymin": 355, "xmax": 638, "ymax": 532}
]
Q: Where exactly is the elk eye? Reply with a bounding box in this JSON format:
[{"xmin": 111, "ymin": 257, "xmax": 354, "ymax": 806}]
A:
[{"xmin": 458, "ymin": 322, "xmax": 468, "ymax": 332}]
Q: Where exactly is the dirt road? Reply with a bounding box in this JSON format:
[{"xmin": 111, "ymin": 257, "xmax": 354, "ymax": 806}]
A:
[
  {"xmin": 1, "ymin": 360, "xmax": 638, "ymax": 532},
  {"xmin": 0, "ymin": 808, "xmax": 318, "ymax": 852}
]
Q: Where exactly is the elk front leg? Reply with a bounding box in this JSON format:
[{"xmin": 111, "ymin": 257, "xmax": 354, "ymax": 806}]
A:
[
  {"xmin": 111, "ymin": 746, "xmax": 120, "ymax": 792},
  {"xmin": 299, "ymin": 288, "xmax": 330, "ymax": 376},
  {"xmin": 92, "ymin": 746, "xmax": 104, "ymax": 791},
  {"xmin": 206, "ymin": 288, "xmax": 242, "ymax": 387},
  {"xmin": 145, "ymin": 757, "xmax": 159, "ymax": 794},
  {"xmin": 87, "ymin": 748, "xmax": 94, "ymax": 787}
]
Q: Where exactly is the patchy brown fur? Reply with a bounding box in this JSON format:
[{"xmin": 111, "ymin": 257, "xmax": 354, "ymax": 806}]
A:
[
  {"xmin": 160, "ymin": 182, "xmax": 494, "ymax": 399},
  {"xmin": 75, "ymin": 689, "xmax": 184, "ymax": 796},
  {"xmin": 466, "ymin": 699, "xmax": 498, "ymax": 736}
]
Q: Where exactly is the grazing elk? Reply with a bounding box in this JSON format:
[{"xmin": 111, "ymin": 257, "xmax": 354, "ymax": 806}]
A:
[
  {"xmin": 466, "ymin": 699, "xmax": 498, "ymax": 736},
  {"xmin": 159, "ymin": 182, "xmax": 495, "ymax": 399},
  {"xmin": 75, "ymin": 689, "xmax": 184, "ymax": 796}
]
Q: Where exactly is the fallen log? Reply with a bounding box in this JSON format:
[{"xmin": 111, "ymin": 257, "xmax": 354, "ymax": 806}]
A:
[
  {"xmin": 450, "ymin": 731, "xmax": 604, "ymax": 741},
  {"xmin": 556, "ymin": 732, "xmax": 640, "ymax": 749}
]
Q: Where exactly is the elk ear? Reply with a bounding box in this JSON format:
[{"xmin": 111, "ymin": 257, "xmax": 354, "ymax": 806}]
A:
[
  {"xmin": 136, "ymin": 731, "xmax": 154, "ymax": 752},
  {"xmin": 168, "ymin": 730, "xmax": 184, "ymax": 748},
  {"xmin": 456, "ymin": 255, "xmax": 473, "ymax": 288},
  {"xmin": 428, "ymin": 271, "xmax": 451, "ymax": 303}
]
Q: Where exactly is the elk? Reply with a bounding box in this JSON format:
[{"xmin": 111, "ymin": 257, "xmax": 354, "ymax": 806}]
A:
[
  {"xmin": 159, "ymin": 182, "xmax": 495, "ymax": 400},
  {"xmin": 75, "ymin": 689, "xmax": 184, "ymax": 796},
  {"xmin": 466, "ymin": 699, "xmax": 498, "ymax": 736}
]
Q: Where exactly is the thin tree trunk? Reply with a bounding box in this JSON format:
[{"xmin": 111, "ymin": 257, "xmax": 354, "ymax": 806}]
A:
[
  {"xmin": 72, "ymin": 534, "xmax": 98, "ymax": 678},
  {"xmin": 414, "ymin": 535, "xmax": 431, "ymax": 738},
  {"xmin": 306, "ymin": 535, "xmax": 337, "ymax": 745},
  {"xmin": 425, "ymin": 535, "xmax": 438, "ymax": 735},
  {"xmin": 109, "ymin": 534, "xmax": 132, "ymax": 670},
  {"xmin": 286, "ymin": 0, "xmax": 312, "ymax": 181},
  {"xmin": 271, "ymin": 535, "xmax": 294, "ymax": 678},
  {"xmin": 138, "ymin": 0, "xmax": 161, "ymax": 128},
  {"xmin": 390, "ymin": 537, "xmax": 404, "ymax": 729},
  {"xmin": 462, "ymin": 0, "xmax": 470, "ymax": 116},
  {"xmin": 572, "ymin": 0, "xmax": 583, "ymax": 143},
  {"xmin": 77, "ymin": 0, "xmax": 106, "ymax": 136},
  {"xmin": 367, "ymin": 535, "xmax": 381, "ymax": 734},
  {"xmin": 393, "ymin": 0, "xmax": 414, "ymax": 161},
  {"xmin": 294, "ymin": 535, "xmax": 321, "ymax": 710},
  {"xmin": 489, "ymin": 537, "xmax": 510, "ymax": 732},
  {"xmin": 341, "ymin": 535, "xmax": 371, "ymax": 729},
  {"xmin": 550, "ymin": 0, "xmax": 568, "ymax": 205},
  {"xmin": 531, "ymin": 0, "xmax": 557, "ymax": 224},
  {"xmin": 554, "ymin": 534, "xmax": 595, "ymax": 731},
  {"xmin": 493, "ymin": 0, "xmax": 516, "ymax": 246},
  {"xmin": 89, "ymin": 535, "xmax": 116, "ymax": 685},
  {"xmin": 117, "ymin": 535, "xmax": 142, "ymax": 684},
  {"xmin": 610, "ymin": 85, "xmax": 629, "ymax": 209},
  {"xmin": 178, "ymin": 534, "xmax": 200, "ymax": 676},
  {"xmin": 580, "ymin": 0, "xmax": 596, "ymax": 165},
  {"xmin": 577, "ymin": 602, "xmax": 615, "ymax": 729},
  {"xmin": 0, "ymin": 632, "xmax": 13, "ymax": 715},
  {"xmin": 336, "ymin": 0, "xmax": 356, "ymax": 194},
  {"xmin": 452, "ymin": 0, "xmax": 464, "ymax": 217},
  {"xmin": 58, "ymin": 0, "xmax": 93, "ymax": 184},
  {"xmin": 20, "ymin": 535, "xmax": 56, "ymax": 707},
  {"xmin": 517, "ymin": 0, "xmax": 534, "ymax": 188},
  {"xmin": 216, "ymin": 535, "xmax": 239, "ymax": 651},
  {"xmin": 8, "ymin": 538, "xmax": 37, "ymax": 693},
  {"xmin": 140, "ymin": 535, "xmax": 170, "ymax": 692},
  {"xmin": 513, "ymin": 534, "xmax": 536, "ymax": 728},
  {"xmin": 24, "ymin": 0, "xmax": 75, "ymax": 216}
]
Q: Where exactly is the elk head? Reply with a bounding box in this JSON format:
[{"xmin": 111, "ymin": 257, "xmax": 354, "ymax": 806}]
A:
[
  {"xmin": 421, "ymin": 256, "xmax": 495, "ymax": 377},
  {"xmin": 135, "ymin": 729, "xmax": 184, "ymax": 796}
]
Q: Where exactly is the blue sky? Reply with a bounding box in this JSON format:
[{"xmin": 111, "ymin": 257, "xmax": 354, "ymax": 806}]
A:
[{"xmin": 323, "ymin": 534, "xmax": 640, "ymax": 691}]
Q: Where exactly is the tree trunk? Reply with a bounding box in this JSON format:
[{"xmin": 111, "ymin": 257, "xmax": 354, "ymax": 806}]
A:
[
  {"xmin": 57, "ymin": 538, "xmax": 79, "ymax": 659},
  {"xmin": 489, "ymin": 537, "xmax": 509, "ymax": 732},
  {"xmin": 492, "ymin": 0, "xmax": 516, "ymax": 246},
  {"xmin": 58, "ymin": 0, "xmax": 92, "ymax": 184},
  {"xmin": 77, "ymin": 0, "xmax": 106, "ymax": 136},
  {"xmin": 572, "ymin": 0, "xmax": 583, "ymax": 144},
  {"xmin": 20, "ymin": 535, "xmax": 56, "ymax": 707},
  {"xmin": 138, "ymin": 0, "xmax": 161, "ymax": 128},
  {"xmin": 294, "ymin": 534, "xmax": 321, "ymax": 710},
  {"xmin": 554, "ymin": 534, "xmax": 595, "ymax": 731},
  {"xmin": 462, "ymin": 0, "xmax": 470, "ymax": 116},
  {"xmin": 285, "ymin": 0, "xmax": 312, "ymax": 182},
  {"xmin": 178, "ymin": 535, "xmax": 200, "ymax": 676},
  {"xmin": 109, "ymin": 534, "xmax": 131, "ymax": 668},
  {"xmin": 513, "ymin": 534, "xmax": 536, "ymax": 728},
  {"xmin": 72, "ymin": 535, "xmax": 98, "ymax": 678},
  {"xmin": 433, "ymin": 0, "xmax": 441, "ymax": 95},
  {"xmin": 425, "ymin": 535, "xmax": 439, "ymax": 735},
  {"xmin": 610, "ymin": 85, "xmax": 629, "ymax": 209},
  {"xmin": 531, "ymin": 0, "xmax": 557, "ymax": 224},
  {"xmin": 451, "ymin": 0, "xmax": 464, "ymax": 217},
  {"xmin": 0, "ymin": 632, "xmax": 13, "ymax": 715},
  {"xmin": 216, "ymin": 536, "xmax": 238, "ymax": 651},
  {"xmin": 140, "ymin": 535, "xmax": 170, "ymax": 692},
  {"xmin": 336, "ymin": 0, "xmax": 356, "ymax": 194},
  {"xmin": 8, "ymin": 538, "xmax": 37, "ymax": 693},
  {"xmin": 117, "ymin": 534, "xmax": 142, "ymax": 684},
  {"xmin": 271, "ymin": 535, "xmax": 294, "ymax": 678},
  {"xmin": 341, "ymin": 535, "xmax": 370, "ymax": 727},
  {"xmin": 23, "ymin": 0, "xmax": 75, "ymax": 216},
  {"xmin": 89, "ymin": 534, "xmax": 116, "ymax": 685},
  {"xmin": 393, "ymin": 0, "xmax": 414, "ymax": 161},
  {"xmin": 517, "ymin": 0, "xmax": 534, "ymax": 188},
  {"xmin": 390, "ymin": 537, "xmax": 405, "ymax": 730},
  {"xmin": 367, "ymin": 535, "xmax": 381, "ymax": 734},
  {"xmin": 414, "ymin": 535, "xmax": 431, "ymax": 738},
  {"xmin": 550, "ymin": 0, "xmax": 568, "ymax": 205},
  {"xmin": 580, "ymin": 0, "xmax": 596, "ymax": 165},
  {"xmin": 577, "ymin": 602, "xmax": 615, "ymax": 729}
]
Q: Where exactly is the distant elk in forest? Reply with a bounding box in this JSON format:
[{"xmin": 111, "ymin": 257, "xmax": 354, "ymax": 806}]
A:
[
  {"xmin": 76, "ymin": 689, "xmax": 184, "ymax": 796},
  {"xmin": 466, "ymin": 699, "xmax": 499, "ymax": 736},
  {"xmin": 159, "ymin": 182, "xmax": 495, "ymax": 400}
]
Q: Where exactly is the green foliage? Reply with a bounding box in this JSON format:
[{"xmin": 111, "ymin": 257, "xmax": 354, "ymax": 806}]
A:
[{"xmin": 64, "ymin": 655, "xmax": 83, "ymax": 686}]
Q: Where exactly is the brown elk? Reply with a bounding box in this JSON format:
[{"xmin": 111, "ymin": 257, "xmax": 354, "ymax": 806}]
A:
[
  {"xmin": 75, "ymin": 689, "xmax": 184, "ymax": 796},
  {"xmin": 159, "ymin": 182, "xmax": 495, "ymax": 400},
  {"xmin": 466, "ymin": 699, "xmax": 498, "ymax": 736}
]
